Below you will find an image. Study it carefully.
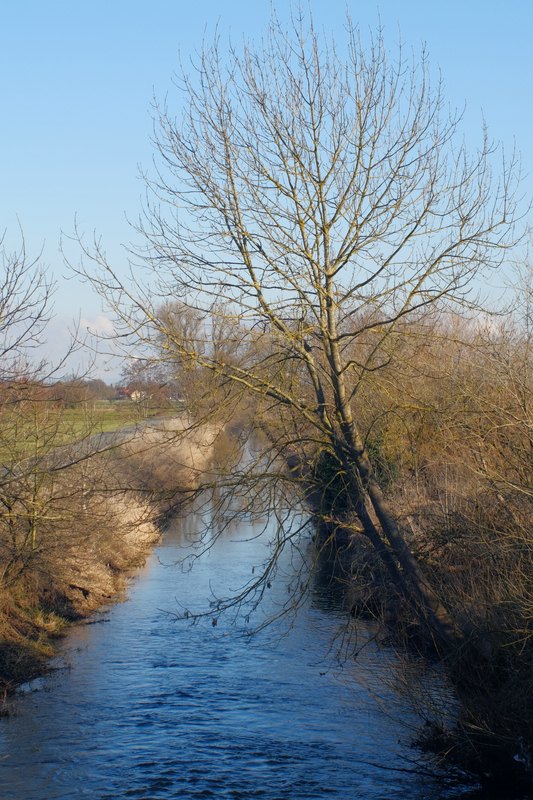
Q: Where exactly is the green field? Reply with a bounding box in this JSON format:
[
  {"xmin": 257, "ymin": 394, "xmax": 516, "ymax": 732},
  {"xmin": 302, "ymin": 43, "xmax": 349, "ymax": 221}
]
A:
[{"xmin": 0, "ymin": 401, "xmax": 180, "ymax": 464}]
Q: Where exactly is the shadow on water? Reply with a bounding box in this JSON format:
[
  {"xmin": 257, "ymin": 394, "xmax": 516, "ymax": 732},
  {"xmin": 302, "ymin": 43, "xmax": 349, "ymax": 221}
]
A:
[{"xmin": 0, "ymin": 493, "xmax": 480, "ymax": 800}]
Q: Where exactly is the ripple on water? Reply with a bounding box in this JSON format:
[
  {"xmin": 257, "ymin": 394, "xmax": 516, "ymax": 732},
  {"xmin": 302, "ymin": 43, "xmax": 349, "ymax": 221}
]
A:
[{"xmin": 0, "ymin": 506, "xmax": 460, "ymax": 800}]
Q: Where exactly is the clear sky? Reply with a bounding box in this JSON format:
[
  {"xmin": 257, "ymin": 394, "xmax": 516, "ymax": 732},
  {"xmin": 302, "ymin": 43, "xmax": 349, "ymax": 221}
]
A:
[{"xmin": 1, "ymin": 1, "xmax": 532, "ymax": 377}]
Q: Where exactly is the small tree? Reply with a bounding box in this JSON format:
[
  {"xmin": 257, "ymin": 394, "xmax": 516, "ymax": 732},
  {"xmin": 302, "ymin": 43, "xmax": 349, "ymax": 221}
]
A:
[
  {"xmin": 0, "ymin": 232, "xmax": 107, "ymax": 604},
  {"xmin": 79, "ymin": 13, "xmax": 522, "ymax": 648}
]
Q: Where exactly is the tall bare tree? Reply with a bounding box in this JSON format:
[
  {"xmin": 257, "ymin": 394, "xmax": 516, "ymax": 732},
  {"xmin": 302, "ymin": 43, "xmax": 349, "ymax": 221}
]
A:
[{"xmin": 79, "ymin": 14, "xmax": 523, "ymax": 648}]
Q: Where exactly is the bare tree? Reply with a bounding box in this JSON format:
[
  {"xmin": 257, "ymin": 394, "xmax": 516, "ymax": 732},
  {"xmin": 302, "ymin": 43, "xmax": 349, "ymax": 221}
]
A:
[
  {"xmin": 0, "ymin": 231, "xmax": 199, "ymax": 696},
  {"xmin": 0, "ymin": 230, "xmax": 54, "ymax": 381},
  {"xmin": 78, "ymin": 13, "xmax": 523, "ymax": 649}
]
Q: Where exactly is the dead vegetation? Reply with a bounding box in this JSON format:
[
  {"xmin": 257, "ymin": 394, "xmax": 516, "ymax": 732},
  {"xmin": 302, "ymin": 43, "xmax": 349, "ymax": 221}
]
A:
[
  {"xmin": 301, "ymin": 305, "xmax": 533, "ymax": 786},
  {"xmin": 0, "ymin": 416, "xmax": 217, "ymax": 705}
]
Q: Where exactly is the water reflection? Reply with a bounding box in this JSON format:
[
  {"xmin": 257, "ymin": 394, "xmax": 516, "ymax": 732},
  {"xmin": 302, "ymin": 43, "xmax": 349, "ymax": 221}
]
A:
[{"xmin": 0, "ymin": 498, "xmax": 468, "ymax": 799}]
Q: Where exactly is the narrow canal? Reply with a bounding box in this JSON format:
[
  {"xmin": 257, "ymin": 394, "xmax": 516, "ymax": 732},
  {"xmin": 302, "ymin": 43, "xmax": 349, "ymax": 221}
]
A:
[{"xmin": 0, "ymin": 498, "xmax": 465, "ymax": 799}]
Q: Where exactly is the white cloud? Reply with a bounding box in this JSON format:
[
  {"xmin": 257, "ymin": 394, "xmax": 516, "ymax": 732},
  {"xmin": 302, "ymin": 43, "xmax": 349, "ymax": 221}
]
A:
[{"xmin": 79, "ymin": 313, "xmax": 116, "ymax": 338}]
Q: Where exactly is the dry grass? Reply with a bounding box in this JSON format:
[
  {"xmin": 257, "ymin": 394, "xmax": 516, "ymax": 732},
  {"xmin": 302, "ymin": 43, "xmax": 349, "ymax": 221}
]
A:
[{"xmin": 0, "ymin": 415, "xmax": 219, "ymax": 702}]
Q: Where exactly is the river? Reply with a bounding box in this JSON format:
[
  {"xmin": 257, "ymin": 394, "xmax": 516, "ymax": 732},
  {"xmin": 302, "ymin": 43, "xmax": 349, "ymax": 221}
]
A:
[{"xmin": 0, "ymin": 496, "xmax": 469, "ymax": 799}]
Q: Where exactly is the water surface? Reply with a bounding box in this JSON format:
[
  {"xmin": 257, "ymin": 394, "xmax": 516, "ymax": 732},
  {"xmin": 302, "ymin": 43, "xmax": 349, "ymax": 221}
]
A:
[{"xmin": 0, "ymin": 501, "xmax": 462, "ymax": 799}]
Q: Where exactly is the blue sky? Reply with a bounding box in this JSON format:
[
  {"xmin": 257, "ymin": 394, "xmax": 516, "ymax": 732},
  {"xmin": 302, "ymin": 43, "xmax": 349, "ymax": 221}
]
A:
[{"xmin": 1, "ymin": 1, "xmax": 532, "ymax": 377}]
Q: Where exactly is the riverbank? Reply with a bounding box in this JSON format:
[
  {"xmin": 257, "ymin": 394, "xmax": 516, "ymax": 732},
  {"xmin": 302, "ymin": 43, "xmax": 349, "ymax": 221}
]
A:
[
  {"xmin": 308, "ymin": 488, "xmax": 533, "ymax": 800},
  {"xmin": 0, "ymin": 416, "xmax": 218, "ymax": 708},
  {"xmin": 253, "ymin": 427, "xmax": 532, "ymax": 793}
]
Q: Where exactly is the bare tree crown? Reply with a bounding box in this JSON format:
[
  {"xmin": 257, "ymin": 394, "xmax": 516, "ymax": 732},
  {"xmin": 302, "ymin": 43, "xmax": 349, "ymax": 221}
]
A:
[{"xmin": 143, "ymin": 18, "xmax": 519, "ymax": 335}]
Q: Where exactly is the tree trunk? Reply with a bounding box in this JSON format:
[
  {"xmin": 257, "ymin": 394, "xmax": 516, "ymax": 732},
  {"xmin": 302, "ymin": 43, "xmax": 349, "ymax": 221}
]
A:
[{"xmin": 349, "ymin": 442, "xmax": 462, "ymax": 651}]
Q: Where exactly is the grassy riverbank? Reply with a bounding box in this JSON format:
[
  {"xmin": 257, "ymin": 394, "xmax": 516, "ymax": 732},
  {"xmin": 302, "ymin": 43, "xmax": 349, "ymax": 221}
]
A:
[{"xmin": 0, "ymin": 416, "xmax": 218, "ymax": 709}]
